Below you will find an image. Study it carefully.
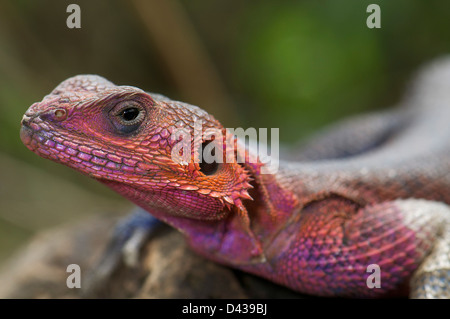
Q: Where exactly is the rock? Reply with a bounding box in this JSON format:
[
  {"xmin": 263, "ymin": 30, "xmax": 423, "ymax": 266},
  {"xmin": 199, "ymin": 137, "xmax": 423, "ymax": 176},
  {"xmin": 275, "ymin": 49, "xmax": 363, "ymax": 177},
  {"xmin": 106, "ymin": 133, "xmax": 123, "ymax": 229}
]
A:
[{"xmin": 0, "ymin": 215, "xmax": 304, "ymax": 298}]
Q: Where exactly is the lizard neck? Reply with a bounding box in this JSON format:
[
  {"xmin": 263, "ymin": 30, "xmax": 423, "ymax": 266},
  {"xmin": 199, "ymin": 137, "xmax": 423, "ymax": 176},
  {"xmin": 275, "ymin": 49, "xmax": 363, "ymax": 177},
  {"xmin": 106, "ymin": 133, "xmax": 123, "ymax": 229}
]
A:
[
  {"xmin": 101, "ymin": 179, "xmax": 272, "ymax": 265},
  {"xmin": 142, "ymin": 203, "xmax": 272, "ymax": 266},
  {"xmin": 100, "ymin": 160, "xmax": 302, "ymax": 266}
]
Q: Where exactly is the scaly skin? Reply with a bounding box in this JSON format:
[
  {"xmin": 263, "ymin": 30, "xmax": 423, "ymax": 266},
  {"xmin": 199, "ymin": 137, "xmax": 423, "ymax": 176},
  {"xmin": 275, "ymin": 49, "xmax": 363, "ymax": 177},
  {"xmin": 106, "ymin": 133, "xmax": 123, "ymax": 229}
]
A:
[{"xmin": 20, "ymin": 59, "xmax": 450, "ymax": 298}]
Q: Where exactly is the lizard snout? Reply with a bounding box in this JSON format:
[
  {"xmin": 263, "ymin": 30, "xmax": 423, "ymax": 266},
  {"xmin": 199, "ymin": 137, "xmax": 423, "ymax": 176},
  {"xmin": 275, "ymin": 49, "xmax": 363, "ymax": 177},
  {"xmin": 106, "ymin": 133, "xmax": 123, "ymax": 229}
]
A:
[{"xmin": 19, "ymin": 119, "xmax": 33, "ymax": 146}]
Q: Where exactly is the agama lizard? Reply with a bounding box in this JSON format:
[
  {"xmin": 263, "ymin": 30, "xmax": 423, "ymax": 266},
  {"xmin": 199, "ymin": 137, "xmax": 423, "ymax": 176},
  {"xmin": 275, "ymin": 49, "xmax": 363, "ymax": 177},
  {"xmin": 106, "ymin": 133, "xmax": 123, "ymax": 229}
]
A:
[{"xmin": 20, "ymin": 58, "xmax": 450, "ymax": 298}]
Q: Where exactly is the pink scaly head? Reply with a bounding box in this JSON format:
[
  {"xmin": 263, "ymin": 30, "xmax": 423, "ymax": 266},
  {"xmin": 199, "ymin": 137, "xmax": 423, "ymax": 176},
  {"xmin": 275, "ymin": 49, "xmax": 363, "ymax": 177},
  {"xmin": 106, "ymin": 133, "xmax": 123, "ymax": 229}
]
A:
[{"xmin": 20, "ymin": 75, "xmax": 294, "ymax": 267}]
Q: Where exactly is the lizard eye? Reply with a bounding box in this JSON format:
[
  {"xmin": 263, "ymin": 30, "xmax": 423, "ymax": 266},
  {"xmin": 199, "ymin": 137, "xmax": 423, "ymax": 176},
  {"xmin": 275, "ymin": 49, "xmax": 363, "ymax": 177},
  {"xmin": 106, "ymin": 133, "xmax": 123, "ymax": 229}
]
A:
[{"xmin": 110, "ymin": 101, "xmax": 145, "ymax": 134}]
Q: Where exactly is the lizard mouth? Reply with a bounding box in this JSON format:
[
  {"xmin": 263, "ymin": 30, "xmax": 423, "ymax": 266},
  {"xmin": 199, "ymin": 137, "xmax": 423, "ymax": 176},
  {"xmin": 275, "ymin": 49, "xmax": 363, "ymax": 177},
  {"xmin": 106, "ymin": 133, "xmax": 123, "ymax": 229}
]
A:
[
  {"xmin": 19, "ymin": 115, "xmax": 165, "ymax": 184},
  {"xmin": 20, "ymin": 123, "xmax": 33, "ymax": 146}
]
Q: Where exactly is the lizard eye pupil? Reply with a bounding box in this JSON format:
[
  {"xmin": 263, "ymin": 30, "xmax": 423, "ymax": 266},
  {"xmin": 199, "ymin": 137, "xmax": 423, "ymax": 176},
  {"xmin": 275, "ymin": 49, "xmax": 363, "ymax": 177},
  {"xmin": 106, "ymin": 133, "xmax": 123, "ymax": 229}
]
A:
[{"xmin": 121, "ymin": 107, "xmax": 140, "ymax": 122}]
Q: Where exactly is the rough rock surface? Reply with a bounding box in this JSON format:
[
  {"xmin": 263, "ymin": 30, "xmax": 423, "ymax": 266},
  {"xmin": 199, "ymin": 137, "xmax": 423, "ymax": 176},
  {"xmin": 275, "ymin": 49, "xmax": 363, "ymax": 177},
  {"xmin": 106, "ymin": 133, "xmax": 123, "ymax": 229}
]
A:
[{"xmin": 0, "ymin": 215, "xmax": 304, "ymax": 299}]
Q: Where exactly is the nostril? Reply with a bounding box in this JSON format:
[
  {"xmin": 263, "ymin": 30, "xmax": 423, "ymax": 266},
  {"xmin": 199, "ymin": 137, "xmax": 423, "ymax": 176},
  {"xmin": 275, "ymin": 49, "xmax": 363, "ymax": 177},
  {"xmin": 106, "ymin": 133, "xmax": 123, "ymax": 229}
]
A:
[
  {"xmin": 40, "ymin": 108, "xmax": 67, "ymax": 122},
  {"xmin": 21, "ymin": 115, "xmax": 31, "ymax": 127},
  {"xmin": 54, "ymin": 109, "xmax": 67, "ymax": 120}
]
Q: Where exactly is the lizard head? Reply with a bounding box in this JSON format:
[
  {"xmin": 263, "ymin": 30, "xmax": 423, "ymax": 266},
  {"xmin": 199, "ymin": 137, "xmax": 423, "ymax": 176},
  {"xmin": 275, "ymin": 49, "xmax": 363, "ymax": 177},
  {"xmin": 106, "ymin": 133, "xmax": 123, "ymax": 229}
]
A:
[{"xmin": 20, "ymin": 75, "xmax": 255, "ymax": 222}]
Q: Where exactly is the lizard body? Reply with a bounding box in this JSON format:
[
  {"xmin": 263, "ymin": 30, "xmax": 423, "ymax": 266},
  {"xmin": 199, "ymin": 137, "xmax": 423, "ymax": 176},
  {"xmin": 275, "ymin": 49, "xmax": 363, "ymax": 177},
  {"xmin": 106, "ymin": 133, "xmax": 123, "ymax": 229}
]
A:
[{"xmin": 20, "ymin": 59, "xmax": 450, "ymax": 298}]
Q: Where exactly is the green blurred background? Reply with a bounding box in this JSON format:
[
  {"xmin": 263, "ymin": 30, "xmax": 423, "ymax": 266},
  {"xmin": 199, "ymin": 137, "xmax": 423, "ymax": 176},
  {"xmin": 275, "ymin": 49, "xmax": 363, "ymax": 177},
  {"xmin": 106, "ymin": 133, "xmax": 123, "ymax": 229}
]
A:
[{"xmin": 1, "ymin": 0, "xmax": 450, "ymax": 265}]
